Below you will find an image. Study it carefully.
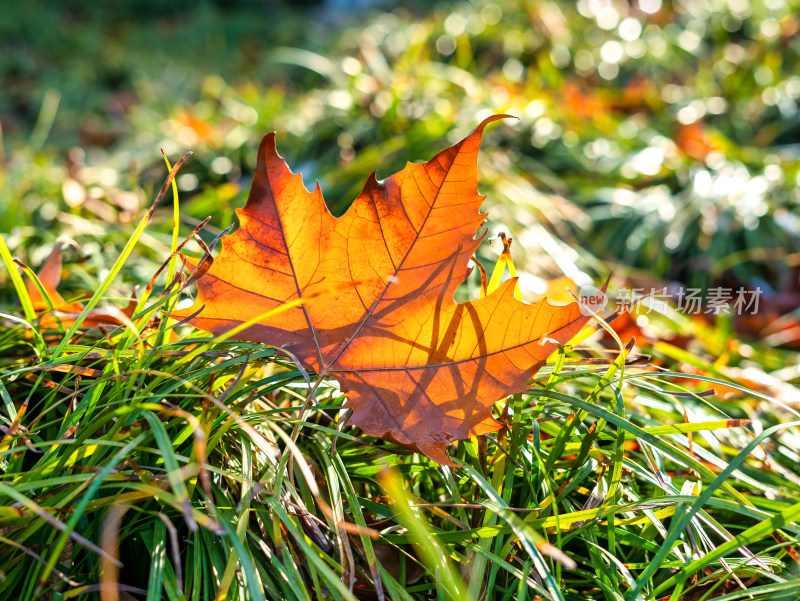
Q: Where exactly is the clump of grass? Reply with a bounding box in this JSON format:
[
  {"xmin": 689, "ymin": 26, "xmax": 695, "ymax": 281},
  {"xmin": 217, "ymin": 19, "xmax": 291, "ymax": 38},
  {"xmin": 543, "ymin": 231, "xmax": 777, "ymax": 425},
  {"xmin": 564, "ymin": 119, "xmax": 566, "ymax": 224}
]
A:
[{"xmin": 1, "ymin": 161, "xmax": 800, "ymax": 600}]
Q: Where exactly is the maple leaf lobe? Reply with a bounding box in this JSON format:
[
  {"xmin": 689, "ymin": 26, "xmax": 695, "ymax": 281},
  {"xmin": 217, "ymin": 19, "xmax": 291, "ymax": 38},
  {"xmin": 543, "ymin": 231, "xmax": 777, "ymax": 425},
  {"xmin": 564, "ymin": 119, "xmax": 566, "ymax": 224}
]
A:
[{"xmin": 175, "ymin": 115, "xmax": 596, "ymax": 464}]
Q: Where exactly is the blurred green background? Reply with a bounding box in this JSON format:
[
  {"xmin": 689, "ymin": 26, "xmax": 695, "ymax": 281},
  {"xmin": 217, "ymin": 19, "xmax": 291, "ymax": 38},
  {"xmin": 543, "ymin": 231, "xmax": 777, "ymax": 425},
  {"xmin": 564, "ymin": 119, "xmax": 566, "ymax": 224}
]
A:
[{"xmin": 2, "ymin": 0, "xmax": 799, "ymax": 328}]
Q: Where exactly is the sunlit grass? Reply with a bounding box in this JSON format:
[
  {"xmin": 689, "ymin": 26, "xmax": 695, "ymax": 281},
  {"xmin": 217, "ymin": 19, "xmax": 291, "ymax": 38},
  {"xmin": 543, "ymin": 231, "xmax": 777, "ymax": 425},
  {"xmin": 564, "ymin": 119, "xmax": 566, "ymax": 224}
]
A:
[{"xmin": 2, "ymin": 199, "xmax": 800, "ymax": 599}]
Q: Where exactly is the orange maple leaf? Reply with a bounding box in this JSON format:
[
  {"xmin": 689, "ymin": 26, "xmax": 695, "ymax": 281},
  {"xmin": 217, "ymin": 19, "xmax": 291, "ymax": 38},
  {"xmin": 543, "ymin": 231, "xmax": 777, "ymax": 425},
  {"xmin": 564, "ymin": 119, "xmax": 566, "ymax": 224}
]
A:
[{"xmin": 175, "ymin": 116, "xmax": 598, "ymax": 463}]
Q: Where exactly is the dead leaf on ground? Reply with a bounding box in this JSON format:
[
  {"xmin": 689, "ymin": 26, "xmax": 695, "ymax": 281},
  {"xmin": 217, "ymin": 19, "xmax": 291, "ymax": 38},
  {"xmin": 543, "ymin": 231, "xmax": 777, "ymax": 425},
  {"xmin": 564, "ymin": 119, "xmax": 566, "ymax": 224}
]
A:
[
  {"xmin": 23, "ymin": 244, "xmax": 136, "ymax": 332},
  {"xmin": 175, "ymin": 116, "xmax": 600, "ymax": 463}
]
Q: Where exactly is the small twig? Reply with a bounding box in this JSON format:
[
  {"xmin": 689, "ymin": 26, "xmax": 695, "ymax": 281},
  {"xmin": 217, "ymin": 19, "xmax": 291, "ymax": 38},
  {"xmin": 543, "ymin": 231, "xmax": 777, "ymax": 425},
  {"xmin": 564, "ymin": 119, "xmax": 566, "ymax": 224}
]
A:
[
  {"xmin": 483, "ymin": 433, "xmax": 524, "ymax": 470},
  {"xmin": 145, "ymin": 216, "xmax": 211, "ymax": 295}
]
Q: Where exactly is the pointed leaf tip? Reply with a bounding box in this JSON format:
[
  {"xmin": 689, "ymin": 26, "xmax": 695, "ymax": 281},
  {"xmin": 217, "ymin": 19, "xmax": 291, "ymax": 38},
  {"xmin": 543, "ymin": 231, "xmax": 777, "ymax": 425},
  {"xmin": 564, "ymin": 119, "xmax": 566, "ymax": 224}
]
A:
[{"xmin": 473, "ymin": 113, "xmax": 518, "ymax": 135}]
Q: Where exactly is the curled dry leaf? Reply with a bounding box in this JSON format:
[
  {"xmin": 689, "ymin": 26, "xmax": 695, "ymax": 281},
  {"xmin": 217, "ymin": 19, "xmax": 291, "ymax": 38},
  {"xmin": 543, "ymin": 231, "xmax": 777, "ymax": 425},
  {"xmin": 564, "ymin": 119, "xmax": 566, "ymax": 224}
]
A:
[
  {"xmin": 25, "ymin": 245, "xmax": 136, "ymax": 332},
  {"xmin": 26, "ymin": 243, "xmax": 85, "ymax": 318},
  {"xmin": 174, "ymin": 116, "xmax": 599, "ymax": 463}
]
